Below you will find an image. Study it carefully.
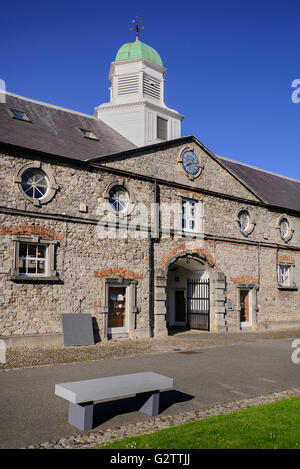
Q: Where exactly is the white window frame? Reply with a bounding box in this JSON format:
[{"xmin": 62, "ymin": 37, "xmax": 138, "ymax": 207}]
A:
[
  {"xmin": 104, "ymin": 182, "xmax": 135, "ymax": 218},
  {"xmin": 276, "ymin": 215, "xmax": 294, "ymax": 243},
  {"xmin": 108, "ymin": 185, "xmax": 130, "ymax": 213},
  {"xmin": 181, "ymin": 198, "xmax": 203, "ymax": 236},
  {"xmin": 17, "ymin": 242, "xmax": 49, "ymax": 277},
  {"xmin": 236, "ymin": 207, "xmax": 255, "ymax": 237},
  {"xmin": 278, "ymin": 264, "xmax": 291, "ymax": 287},
  {"xmin": 14, "ymin": 162, "xmax": 59, "ymax": 206},
  {"xmin": 11, "ymin": 236, "xmax": 59, "ymax": 281}
]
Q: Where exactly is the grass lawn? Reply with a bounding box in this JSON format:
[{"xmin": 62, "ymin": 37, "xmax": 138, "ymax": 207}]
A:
[{"xmin": 95, "ymin": 396, "xmax": 300, "ymax": 449}]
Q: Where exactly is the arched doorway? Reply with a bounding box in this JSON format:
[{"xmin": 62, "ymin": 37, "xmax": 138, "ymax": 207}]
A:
[
  {"xmin": 167, "ymin": 257, "xmax": 210, "ymax": 331},
  {"xmin": 154, "ymin": 247, "xmax": 227, "ymax": 336}
]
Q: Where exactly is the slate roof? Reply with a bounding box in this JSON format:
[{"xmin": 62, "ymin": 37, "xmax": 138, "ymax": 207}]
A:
[
  {"xmin": 1, "ymin": 93, "xmax": 299, "ymax": 213},
  {"xmin": 0, "ymin": 92, "xmax": 135, "ymax": 161},
  {"xmin": 216, "ymin": 155, "xmax": 300, "ymax": 213}
]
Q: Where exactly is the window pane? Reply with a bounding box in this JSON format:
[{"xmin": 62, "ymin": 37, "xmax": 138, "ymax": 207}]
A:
[
  {"xmin": 79, "ymin": 128, "xmax": 98, "ymax": 140},
  {"xmin": 19, "ymin": 243, "xmax": 27, "ymax": 258},
  {"xmin": 157, "ymin": 117, "xmax": 167, "ymax": 140},
  {"xmin": 238, "ymin": 211, "xmax": 250, "ymax": 231},
  {"xmin": 279, "ymin": 265, "xmax": 290, "ymax": 286},
  {"xmin": 10, "ymin": 109, "xmax": 30, "ymax": 121},
  {"xmin": 17, "ymin": 242, "xmax": 49, "ymax": 276},
  {"xmin": 34, "ymin": 185, "xmax": 47, "ymax": 198},
  {"xmin": 23, "ymin": 185, "xmax": 34, "ymax": 198},
  {"xmin": 182, "ymin": 199, "xmax": 197, "ymax": 231},
  {"xmin": 18, "ymin": 259, "xmax": 26, "ymax": 274},
  {"xmin": 37, "ymin": 261, "xmax": 45, "ymax": 274},
  {"xmin": 279, "ymin": 219, "xmax": 289, "ymax": 238},
  {"xmin": 37, "ymin": 245, "xmax": 46, "ymax": 259},
  {"xmin": 27, "ymin": 244, "xmax": 36, "ymax": 257},
  {"xmin": 28, "ymin": 259, "xmax": 37, "ymax": 274},
  {"xmin": 21, "ymin": 169, "xmax": 48, "ymax": 200},
  {"xmin": 108, "ymin": 185, "xmax": 129, "ymax": 213},
  {"xmin": 12, "ymin": 110, "xmax": 24, "ymax": 119}
]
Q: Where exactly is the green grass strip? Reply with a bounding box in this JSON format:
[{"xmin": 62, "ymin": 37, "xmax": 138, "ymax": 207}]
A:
[{"xmin": 95, "ymin": 396, "xmax": 300, "ymax": 449}]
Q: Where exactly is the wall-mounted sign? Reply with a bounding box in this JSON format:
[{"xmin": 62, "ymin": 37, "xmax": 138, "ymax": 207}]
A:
[{"xmin": 225, "ymin": 299, "xmax": 235, "ymax": 311}]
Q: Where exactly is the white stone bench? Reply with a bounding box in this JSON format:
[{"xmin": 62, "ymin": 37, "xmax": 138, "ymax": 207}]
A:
[{"xmin": 55, "ymin": 372, "xmax": 173, "ymax": 431}]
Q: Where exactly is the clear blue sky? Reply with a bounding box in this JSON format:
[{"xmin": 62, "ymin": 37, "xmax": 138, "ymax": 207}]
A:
[{"xmin": 1, "ymin": 0, "xmax": 300, "ymax": 179}]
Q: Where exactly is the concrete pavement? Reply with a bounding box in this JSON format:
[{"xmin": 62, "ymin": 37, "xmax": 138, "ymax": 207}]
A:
[{"xmin": 0, "ymin": 338, "xmax": 300, "ymax": 448}]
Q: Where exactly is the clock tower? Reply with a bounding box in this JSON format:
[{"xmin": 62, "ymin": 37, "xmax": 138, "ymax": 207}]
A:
[{"xmin": 95, "ymin": 22, "xmax": 183, "ymax": 147}]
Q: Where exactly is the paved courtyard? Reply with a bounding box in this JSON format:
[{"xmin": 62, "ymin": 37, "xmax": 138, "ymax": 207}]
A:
[{"xmin": 1, "ymin": 331, "xmax": 300, "ymax": 448}]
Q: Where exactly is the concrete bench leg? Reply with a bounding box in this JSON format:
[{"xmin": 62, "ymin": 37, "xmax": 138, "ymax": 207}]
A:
[
  {"xmin": 136, "ymin": 391, "xmax": 160, "ymax": 416},
  {"xmin": 68, "ymin": 402, "xmax": 94, "ymax": 431}
]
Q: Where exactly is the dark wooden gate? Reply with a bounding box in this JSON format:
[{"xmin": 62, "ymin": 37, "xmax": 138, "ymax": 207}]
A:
[{"xmin": 187, "ymin": 278, "xmax": 210, "ymax": 330}]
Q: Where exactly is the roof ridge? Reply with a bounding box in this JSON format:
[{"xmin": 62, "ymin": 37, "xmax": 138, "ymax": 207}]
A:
[
  {"xmin": 216, "ymin": 154, "xmax": 300, "ymax": 185},
  {"xmin": 0, "ymin": 90, "xmax": 97, "ymax": 120}
]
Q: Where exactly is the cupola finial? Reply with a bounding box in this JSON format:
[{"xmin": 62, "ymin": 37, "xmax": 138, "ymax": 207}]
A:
[{"xmin": 130, "ymin": 15, "xmax": 144, "ymax": 42}]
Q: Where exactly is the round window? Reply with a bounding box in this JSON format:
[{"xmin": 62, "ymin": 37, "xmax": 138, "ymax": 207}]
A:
[
  {"xmin": 279, "ymin": 218, "xmax": 289, "ymax": 239},
  {"xmin": 108, "ymin": 185, "xmax": 129, "ymax": 213},
  {"xmin": 21, "ymin": 168, "xmax": 49, "ymax": 200},
  {"xmin": 238, "ymin": 210, "xmax": 250, "ymax": 232}
]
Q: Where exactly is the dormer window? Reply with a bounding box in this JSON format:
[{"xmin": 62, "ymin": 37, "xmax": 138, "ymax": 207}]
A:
[
  {"xmin": 79, "ymin": 128, "xmax": 99, "ymax": 140},
  {"xmin": 8, "ymin": 108, "xmax": 31, "ymax": 122}
]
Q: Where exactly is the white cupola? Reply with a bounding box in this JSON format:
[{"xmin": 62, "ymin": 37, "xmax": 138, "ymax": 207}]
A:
[{"xmin": 95, "ymin": 36, "xmax": 183, "ymax": 147}]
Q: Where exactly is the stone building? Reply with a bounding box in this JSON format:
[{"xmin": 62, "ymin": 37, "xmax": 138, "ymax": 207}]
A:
[{"xmin": 1, "ymin": 38, "xmax": 300, "ymax": 345}]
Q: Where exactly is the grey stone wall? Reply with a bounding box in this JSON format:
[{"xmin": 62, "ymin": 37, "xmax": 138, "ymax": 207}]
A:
[
  {"xmin": 103, "ymin": 142, "xmax": 260, "ymax": 202},
  {"xmin": 0, "ymin": 150, "xmax": 152, "ymax": 220},
  {"xmin": 1, "ymin": 146, "xmax": 300, "ymax": 340},
  {"xmin": 0, "ymin": 212, "xmax": 151, "ymax": 338}
]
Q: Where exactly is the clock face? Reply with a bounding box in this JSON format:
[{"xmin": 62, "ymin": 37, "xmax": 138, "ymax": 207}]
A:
[{"xmin": 181, "ymin": 149, "xmax": 201, "ymax": 176}]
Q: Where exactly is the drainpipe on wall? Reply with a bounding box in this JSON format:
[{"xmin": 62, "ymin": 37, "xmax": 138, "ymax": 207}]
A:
[
  {"xmin": 148, "ymin": 182, "xmax": 160, "ymax": 338},
  {"xmin": 148, "ymin": 235, "xmax": 155, "ymax": 338}
]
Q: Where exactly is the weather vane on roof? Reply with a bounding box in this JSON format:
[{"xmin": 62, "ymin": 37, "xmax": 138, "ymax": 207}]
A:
[{"xmin": 130, "ymin": 16, "xmax": 144, "ymax": 42}]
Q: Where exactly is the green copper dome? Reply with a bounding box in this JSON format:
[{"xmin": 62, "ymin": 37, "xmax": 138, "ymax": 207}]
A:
[{"xmin": 115, "ymin": 41, "xmax": 163, "ymax": 67}]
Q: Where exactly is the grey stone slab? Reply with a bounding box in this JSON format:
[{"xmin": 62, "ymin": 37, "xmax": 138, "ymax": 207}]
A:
[
  {"xmin": 68, "ymin": 402, "xmax": 94, "ymax": 431},
  {"xmin": 61, "ymin": 314, "xmax": 94, "ymax": 346},
  {"xmin": 136, "ymin": 391, "xmax": 160, "ymax": 416},
  {"xmin": 55, "ymin": 372, "xmax": 173, "ymax": 404}
]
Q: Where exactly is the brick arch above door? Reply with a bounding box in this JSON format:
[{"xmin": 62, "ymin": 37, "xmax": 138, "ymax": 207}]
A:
[{"xmin": 159, "ymin": 244, "xmax": 219, "ymax": 271}]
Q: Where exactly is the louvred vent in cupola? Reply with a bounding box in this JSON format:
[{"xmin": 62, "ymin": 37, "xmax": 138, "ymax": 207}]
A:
[
  {"xmin": 117, "ymin": 75, "xmax": 139, "ymax": 95},
  {"xmin": 143, "ymin": 75, "xmax": 161, "ymax": 100}
]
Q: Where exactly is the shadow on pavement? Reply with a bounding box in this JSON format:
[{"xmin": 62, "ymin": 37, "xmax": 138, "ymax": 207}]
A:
[{"xmin": 92, "ymin": 390, "xmax": 194, "ymax": 428}]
